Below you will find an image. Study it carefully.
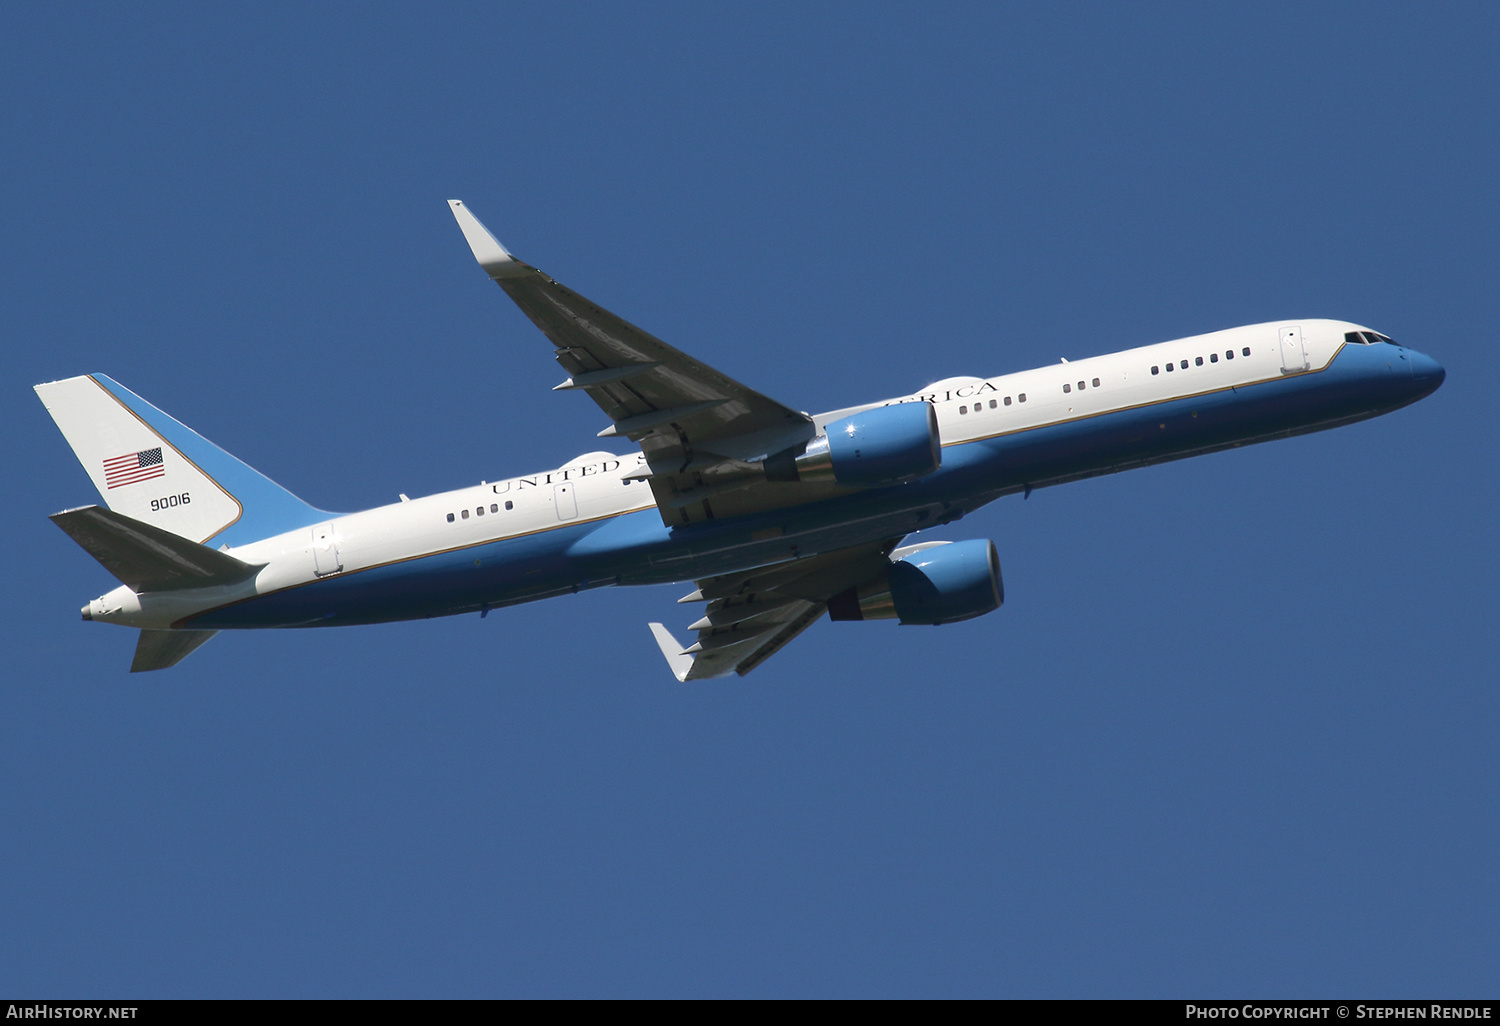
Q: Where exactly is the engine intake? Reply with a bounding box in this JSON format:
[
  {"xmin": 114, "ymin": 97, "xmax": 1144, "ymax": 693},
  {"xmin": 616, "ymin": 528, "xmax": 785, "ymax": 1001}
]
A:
[
  {"xmin": 765, "ymin": 402, "xmax": 940, "ymax": 486},
  {"xmin": 827, "ymin": 539, "xmax": 1003, "ymax": 626}
]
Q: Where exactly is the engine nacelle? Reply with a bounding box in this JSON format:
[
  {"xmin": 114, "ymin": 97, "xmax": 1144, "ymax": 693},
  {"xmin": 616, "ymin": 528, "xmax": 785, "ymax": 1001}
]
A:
[
  {"xmin": 827, "ymin": 539, "xmax": 1003, "ymax": 626},
  {"xmin": 765, "ymin": 402, "xmax": 940, "ymax": 486}
]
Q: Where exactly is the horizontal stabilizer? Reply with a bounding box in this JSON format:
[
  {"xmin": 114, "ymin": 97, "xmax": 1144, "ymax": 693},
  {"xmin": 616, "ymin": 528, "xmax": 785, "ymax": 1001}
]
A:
[
  {"xmin": 132, "ymin": 629, "xmax": 218, "ymax": 672},
  {"xmin": 51, "ymin": 505, "xmax": 263, "ymax": 593}
]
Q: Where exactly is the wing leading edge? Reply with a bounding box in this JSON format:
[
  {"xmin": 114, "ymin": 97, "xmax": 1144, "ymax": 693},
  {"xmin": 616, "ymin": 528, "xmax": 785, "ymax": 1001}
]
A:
[{"xmin": 449, "ymin": 201, "xmax": 821, "ymax": 526}]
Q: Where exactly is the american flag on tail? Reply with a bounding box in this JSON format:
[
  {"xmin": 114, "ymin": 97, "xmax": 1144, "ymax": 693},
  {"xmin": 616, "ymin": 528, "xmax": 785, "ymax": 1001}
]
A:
[{"xmin": 103, "ymin": 447, "xmax": 165, "ymax": 489}]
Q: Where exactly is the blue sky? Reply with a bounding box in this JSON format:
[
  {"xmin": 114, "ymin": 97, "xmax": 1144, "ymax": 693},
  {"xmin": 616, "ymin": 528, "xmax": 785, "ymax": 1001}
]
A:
[{"xmin": 3, "ymin": 3, "xmax": 1496, "ymax": 997}]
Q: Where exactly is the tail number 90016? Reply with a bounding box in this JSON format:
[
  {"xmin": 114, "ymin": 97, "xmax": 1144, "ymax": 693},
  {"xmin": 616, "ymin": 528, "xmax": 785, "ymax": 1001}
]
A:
[{"xmin": 150, "ymin": 493, "xmax": 191, "ymax": 511}]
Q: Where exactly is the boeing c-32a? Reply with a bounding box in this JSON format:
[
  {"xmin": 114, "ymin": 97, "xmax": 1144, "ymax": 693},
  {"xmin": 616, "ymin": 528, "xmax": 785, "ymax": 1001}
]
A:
[{"xmin": 35, "ymin": 201, "xmax": 1445, "ymax": 677}]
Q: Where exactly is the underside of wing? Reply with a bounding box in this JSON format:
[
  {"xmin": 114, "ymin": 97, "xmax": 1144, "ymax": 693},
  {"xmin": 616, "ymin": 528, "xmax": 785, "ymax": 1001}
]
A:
[
  {"xmin": 646, "ymin": 539, "xmax": 902, "ymax": 681},
  {"xmin": 449, "ymin": 201, "xmax": 835, "ymax": 526}
]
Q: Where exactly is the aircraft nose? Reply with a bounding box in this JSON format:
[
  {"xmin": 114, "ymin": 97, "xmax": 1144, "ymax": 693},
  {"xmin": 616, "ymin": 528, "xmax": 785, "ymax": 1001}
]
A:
[{"xmin": 1409, "ymin": 350, "xmax": 1446, "ymax": 396}]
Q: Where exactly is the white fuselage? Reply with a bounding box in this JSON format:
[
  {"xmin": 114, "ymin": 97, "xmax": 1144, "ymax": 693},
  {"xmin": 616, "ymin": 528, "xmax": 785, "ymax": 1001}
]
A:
[{"xmin": 87, "ymin": 319, "xmax": 1417, "ymax": 630}]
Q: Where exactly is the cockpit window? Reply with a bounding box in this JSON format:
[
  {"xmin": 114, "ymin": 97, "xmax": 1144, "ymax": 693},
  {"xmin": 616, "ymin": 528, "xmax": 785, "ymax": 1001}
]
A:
[
  {"xmin": 1347, "ymin": 330, "xmax": 1396, "ymax": 346},
  {"xmin": 1367, "ymin": 331, "xmax": 1394, "ymax": 345}
]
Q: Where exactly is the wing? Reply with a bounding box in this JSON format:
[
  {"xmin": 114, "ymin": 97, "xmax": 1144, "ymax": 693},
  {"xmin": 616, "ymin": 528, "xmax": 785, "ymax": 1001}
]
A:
[
  {"xmin": 449, "ymin": 201, "xmax": 822, "ymax": 526},
  {"xmin": 646, "ymin": 539, "xmax": 901, "ymax": 681}
]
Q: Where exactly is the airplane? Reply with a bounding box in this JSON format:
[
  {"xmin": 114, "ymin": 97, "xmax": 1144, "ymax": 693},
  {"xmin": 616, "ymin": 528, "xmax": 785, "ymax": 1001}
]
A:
[{"xmin": 34, "ymin": 200, "xmax": 1445, "ymax": 678}]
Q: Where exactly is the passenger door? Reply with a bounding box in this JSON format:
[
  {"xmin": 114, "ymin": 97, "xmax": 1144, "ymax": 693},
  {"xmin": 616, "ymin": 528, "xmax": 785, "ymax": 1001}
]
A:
[
  {"xmin": 310, "ymin": 523, "xmax": 342, "ymax": 576},
  {"xmin": 554, "ymin": 482, "xmax": 578, "ymax": 521},
  {"xmin": 1278, "ymin": 325, "xmax": 1308, "ymax": 374}
]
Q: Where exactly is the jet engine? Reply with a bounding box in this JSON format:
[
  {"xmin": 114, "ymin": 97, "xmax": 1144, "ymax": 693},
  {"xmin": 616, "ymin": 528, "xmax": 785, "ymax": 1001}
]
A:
[
  {"xmin": 764, "ymin": 402, "xmax": 940, "ymax": 486},
  {"xmin": 827, "ymin": 539, "xmax": 1003, "ymax": 625}
]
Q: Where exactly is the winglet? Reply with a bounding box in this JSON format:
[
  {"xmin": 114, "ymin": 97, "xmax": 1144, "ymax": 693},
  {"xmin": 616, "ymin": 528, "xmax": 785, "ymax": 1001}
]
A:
[
  {"xmin": 447, "ymin": 200, "xmax": 527, "ymax": 279},
  {"xmin": 648, "ymin": 622, "xmax": 694, "ymax": 683}
]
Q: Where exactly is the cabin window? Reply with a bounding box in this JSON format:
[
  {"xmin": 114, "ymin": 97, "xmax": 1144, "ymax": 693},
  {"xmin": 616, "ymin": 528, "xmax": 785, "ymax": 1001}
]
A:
[
  {"xmin": 446, "ymin": 513, "xmax": 455, "ymax": 523},
  {"xmin": 1195, "ymin": 357, "xmax": 1203, "ymax": 366},
  {"xmin": 505, "ymin": 500, "xmax": 514, "ymax": 511},
  {"xmin": 461, "ymin": 509, "xmax": 469, "ymax": 520},
  {"xmin": 1166, "ymin": 362, "xmax": 1174, "ymax": 372},
  {"xmin": 989, "ymin": 399, "xmax": 998, "ymax": 409},
  {"xmin": 1180, "ymin": 359, "xmax": 1189, "ymax": 369},
  {"xmin": 959, "ymin": 405, "xmax": 968, "ymax": 414},
  {"xmin": 1004, "ymin": 396, "xmax": 1012, "ymax": 405},
  {"xmin": 476, "ymin": 506, "xmax": 484, "ymax": 516},
  {"xmin": 1225, "ymin": 350, "xmax": 1234, "ymax": 360},
  {"xmin": 1019, "ymin": 393, "xmax": 1027, "ymax": 402},
  {"xmin": 1242, "ymin": 347, "xmax": 1251, "ymax": 357},
  {"xmin": 1092, "ymin": 378, "xmax": 1100, "ymax": 387},
  {"xmin": 490, "ymin": 504, "xmax": 498, "ymax": 513},
  {"xmin": 1062, "ymin": 384, "xmax": 1071, "ymax": 393},
  {"xmin": 1151, "ymin": 366, "xmax": 1159, "ymax": 375},
  {"xmin": 1210, "ymin": 353, "xmax": 1218, "ymax": 363}
]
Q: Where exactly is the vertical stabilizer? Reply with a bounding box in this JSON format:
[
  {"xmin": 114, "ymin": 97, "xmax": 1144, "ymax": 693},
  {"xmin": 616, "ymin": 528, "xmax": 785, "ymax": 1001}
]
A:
[{"xmin": 35, "ymin": 374, "xmax": 331, "ymax": 547}]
